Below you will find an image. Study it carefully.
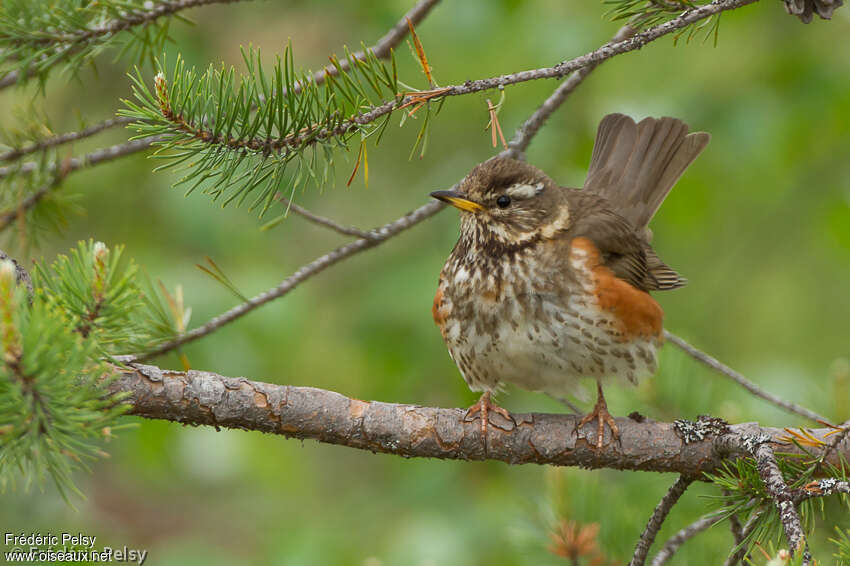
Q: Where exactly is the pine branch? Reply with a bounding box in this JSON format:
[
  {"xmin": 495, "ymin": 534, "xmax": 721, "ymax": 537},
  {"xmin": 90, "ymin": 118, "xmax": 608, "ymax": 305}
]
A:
[
  {"xmin": 664, "ymin": 330, "xmax": 828, "ymax": 424},
  {"xmin": 121, "ymin": 0, "xmax": 759, "ymax": 213},
  {"xmin": 0, "ymin": 0, "xmax": 253, "ymax": 89},
  {"xmin": 630, "ymin": 476, "xmax": 694, "ymax": 566},
  {"xmin": 649, "ymin": 513, "xmax": 722, "ymax": 566},
  {"xmin": 108, "ymin": 363, "xmax": 850, "ymax": 475}
]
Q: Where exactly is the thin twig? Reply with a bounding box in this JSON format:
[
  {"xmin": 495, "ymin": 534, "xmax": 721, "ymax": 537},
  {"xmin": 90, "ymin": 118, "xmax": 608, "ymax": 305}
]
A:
[
  {"xmin": 276, "ymin": 195, "xmax": 373, "ymax": 239},
  {"xmin": 0, "ymin": 70, "xmax": 20, "ymax": 90},
  {"xmin": 0, "ymin": 135, "xmax": 163, "ymax": 181},
  {"xmin": 0, "ymin": 176, "xmax": 62, "ymax": 231},
  {"xmin": 139, "ymin": 199, "xmax": 446, "ymax": 359},
  {"xmin": 817, "ymin": 418, "xmax": 850, "ymax": 467},
  {"xmin": 749, "ymin": 440, "xmax": 811, "ymax": 563},
  {"xmin": 0, "ymin": 117, "xmax": 134, "ymax": 163},
  {"xmin": 290, "ymin": 0, "xmax": 441, "ymax": 95},
  {"xmin": 793, "ymin": 478, "xmax": 850, "ymax": 504},
  {"xmin": 724, "ymin": 497, "xmax": 749, "ymax": 566},
  {"xmin": 664, "ymin": 330, "xmax": 829, "ymax": 424},
  {"xmin": 630, "ymin": 475, "xmax": 694, "ymax": 566},
  {"xmin": 724, "ymin": 511, "xmax": 760, "ymax": 566},
  {"xmin": 504, "ymin": 24, "xmax": 636, "ymax": 159},
  {"xmin": 649, "ymin": 513, "xmax": 722, "ymax": 566}
]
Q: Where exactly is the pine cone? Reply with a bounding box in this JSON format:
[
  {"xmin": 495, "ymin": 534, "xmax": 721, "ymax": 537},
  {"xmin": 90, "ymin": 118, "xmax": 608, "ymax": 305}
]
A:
[{"xmin": 784, "ymin": 0, "xmax": 844, "ymax": 23}]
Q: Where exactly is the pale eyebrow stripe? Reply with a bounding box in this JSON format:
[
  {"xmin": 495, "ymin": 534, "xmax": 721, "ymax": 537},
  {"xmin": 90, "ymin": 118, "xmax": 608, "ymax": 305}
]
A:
[{"xmin": 505, "ymin": 182, "xmax": 543, "ymax": 199}]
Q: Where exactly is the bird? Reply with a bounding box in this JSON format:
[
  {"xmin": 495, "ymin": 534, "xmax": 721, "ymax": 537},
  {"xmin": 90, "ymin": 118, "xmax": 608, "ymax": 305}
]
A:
[{"xmin": 430, "ymin": 113, "xmax": 710, "ymax": 449}]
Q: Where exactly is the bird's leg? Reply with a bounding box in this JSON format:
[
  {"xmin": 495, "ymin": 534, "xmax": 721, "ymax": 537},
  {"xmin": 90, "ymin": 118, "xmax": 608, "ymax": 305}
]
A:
[
  {"xmin": 577, "ymin": 381, "xmax": 620, "ymax": 449},
  {"xmin": 464, "ymin": 391, "xmax": 513, "ymax": 453}
]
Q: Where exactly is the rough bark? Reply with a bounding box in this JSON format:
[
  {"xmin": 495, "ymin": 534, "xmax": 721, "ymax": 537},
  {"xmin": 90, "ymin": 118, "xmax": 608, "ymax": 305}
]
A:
[{"xmin": 108, "ymin": 363, "xmax": 849, "ymax": 476}]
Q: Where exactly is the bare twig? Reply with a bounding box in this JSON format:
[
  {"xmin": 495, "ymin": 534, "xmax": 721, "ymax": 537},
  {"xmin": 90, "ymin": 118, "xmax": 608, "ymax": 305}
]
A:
[
  {"xmin": 749, "ymin": 440, "xmax": 811, "ymax": 563},
  {"xmin": 0, "ymin": 176, "xmax": 63, "ymax": 231},
  {"xmin": 650, "ymin": 513, "xmax": 722, "ymax": 566},
  {"xmin": 664, "ymin": 330, "xmax": 828, "ymax": 424},
  {"xmin": 0, "ymin": 135, "xmax": 163, "ymax": 181},
  {"xmin": 0, "ymin": 117, "xmax": 134, "ymax": 163},
  {"xmin": 504, "ymin": 24, "xmax": 636, "ymax": 159},
  {"xmin": 817, "ymin": 418, "xmax": 850, "ymax": 466},
  {"xmin": 139, "ymin": 199, "xmax": 446, "ymax": 359},
  {"xmin": 109, "ymin": 364, "xmax": 850, "ymax": 474},
  {"xmin": 630, "ymin": 476, "xmax": 694, "ymax": 566},
  {"xmin": 276, "ymin": 195, "xmax": 373, "ymax": 239},
  {"xmin": 0, "ymin": 70, "xmax": 20, "ymax": 90},
  {"xmin": 290, "ymin": 0, "xmax": 441, "ymax": 95},
  {"xmin": 724, "ymin": 512, "xmax": 760, "ymax": 566},
  {"xmin": 724, "ymin": 499, "xmax": 749, "ymax": 566}
]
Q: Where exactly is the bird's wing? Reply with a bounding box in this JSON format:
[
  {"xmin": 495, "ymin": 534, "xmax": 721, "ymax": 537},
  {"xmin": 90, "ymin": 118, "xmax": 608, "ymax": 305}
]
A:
[{"xmin": 565, "ymin": 197, "xmax": 650, "ymax": 291}]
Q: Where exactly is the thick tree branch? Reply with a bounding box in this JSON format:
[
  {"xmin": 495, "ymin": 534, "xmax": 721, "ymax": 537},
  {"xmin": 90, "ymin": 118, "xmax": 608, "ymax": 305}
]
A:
[
  {"xmin": 630, "ymin": 476, "xmax": 694, "ymax": 566},
  {"xmin": 108, "ymin": 363, "xmax": 850, "ymax": 476},
  {"xmin": 664, "ymin": 330, "xmax": 828, "ymax": 424}
]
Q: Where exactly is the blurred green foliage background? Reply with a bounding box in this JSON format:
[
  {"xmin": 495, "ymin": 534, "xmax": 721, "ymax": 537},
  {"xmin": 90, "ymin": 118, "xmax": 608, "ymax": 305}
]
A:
[{"xmin": 2, "ymin": 0, "xmax": 849, "ymax": 564}]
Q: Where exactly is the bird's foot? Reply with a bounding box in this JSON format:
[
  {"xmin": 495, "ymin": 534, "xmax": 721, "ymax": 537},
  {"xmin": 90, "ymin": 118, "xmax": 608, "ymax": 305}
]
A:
[
  {"xmin": 464, "ymin": 391, "xmax": 514, "ymax": 454},
  {"xmin": 577, "ymin": 383, "xmax": 619, "ymax": 449}
]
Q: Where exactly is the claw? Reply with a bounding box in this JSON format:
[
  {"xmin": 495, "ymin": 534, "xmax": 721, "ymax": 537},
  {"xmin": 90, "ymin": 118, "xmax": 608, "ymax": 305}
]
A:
[
  {"xmin": 577, "ymin": 382, "xmax": 620, "ymax": 449},
  {"xmin": 464, "ymin": 391, "xmax": 514, "ymax": 454}
]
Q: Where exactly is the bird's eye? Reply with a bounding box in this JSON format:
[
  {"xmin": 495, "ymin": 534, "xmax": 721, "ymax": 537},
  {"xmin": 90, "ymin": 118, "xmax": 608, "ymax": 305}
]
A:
[{"xmin": 496, "ymin": 195, "xmax": 511, "ymax": 208}]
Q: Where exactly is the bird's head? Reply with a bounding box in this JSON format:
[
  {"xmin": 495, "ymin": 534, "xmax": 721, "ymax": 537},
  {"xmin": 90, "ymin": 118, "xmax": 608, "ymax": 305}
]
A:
[{"xmin": 431, "ymin": 157, "xmax": 566, "ymax": 251}]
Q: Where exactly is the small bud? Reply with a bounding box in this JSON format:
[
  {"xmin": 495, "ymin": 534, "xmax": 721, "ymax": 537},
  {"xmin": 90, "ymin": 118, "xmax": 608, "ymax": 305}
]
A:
[{"xmin": 92, "ymin": 241, "xmax": 108, "ymax": 261}]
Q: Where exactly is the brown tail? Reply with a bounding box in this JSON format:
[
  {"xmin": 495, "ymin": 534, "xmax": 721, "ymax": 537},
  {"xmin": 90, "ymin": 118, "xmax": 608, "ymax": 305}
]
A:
[{"xmin": 583, "ymin": 113, "xmax": 710, "ymax": 232}]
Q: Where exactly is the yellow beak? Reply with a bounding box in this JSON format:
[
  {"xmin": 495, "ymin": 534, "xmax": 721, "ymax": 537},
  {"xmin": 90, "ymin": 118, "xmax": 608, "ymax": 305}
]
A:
[{"xmin": 430, "ymin": 190, "xmax": 483, "ymax": 213}]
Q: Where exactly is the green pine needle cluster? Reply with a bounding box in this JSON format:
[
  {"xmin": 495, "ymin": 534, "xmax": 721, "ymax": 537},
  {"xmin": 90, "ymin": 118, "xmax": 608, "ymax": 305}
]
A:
[
  {"xmin": 120, "ymin": 43, "xmax": 421, "ymax": 219},
  {"xmin": 0, "ymin": 241, "xmax": 184, "ymax": 499},
  {"xmin": 603, "ymin": 1, "xmax": 722, "ymax": 44},
  {"xmin": 0, "ymin": 0, "xmax": 214, "ymax": 88},
  {"xmin": 706, "ymin": 443, "xmax": 850, "ymax": 560}
]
